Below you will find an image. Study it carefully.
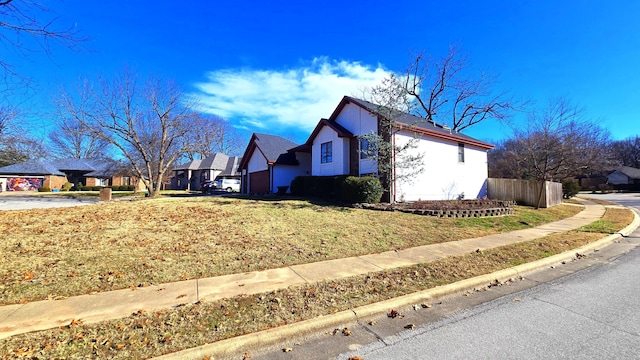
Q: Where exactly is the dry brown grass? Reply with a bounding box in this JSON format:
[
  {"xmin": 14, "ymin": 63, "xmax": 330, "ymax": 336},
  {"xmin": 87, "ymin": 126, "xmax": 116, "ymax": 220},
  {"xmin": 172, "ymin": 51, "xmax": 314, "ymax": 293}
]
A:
[
  {"xmin": 0, "ymin": 197, "xmax": 581, "ymax": 305},
  {"xmin": 1, "ymin": 206, "xmax": 632, "ymax": 360}
]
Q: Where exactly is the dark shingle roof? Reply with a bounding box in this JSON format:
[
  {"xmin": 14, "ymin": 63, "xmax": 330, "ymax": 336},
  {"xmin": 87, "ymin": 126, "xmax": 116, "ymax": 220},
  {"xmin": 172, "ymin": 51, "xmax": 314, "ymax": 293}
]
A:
[
  {"xmin": 219, "ymin": 156, "xmax": 241, "ymax": 176},
  {"xmin": 0, "ymin": 161, "xmax": 65, "ymax": 176},
  {"xmin": 617, "ymin": 166, "xmax": 640, "ymax": 179},
  {"xmin": 173, "ymin": 154, "xmax": 241, "ymax": 176},
  {"xmin": 200, "ymin": 153, "xmax": 230, "ymax": 170},
  {"xmin": 0, "ymin": 158, "xmax": 126, "ymax": 177},
  {"xmin": 253, "ymin": 133, "xmax": 299, "ymax": 163},
  {"xmin": 52, "ymin": 159, "xmax": 97, "ymax": 172}
]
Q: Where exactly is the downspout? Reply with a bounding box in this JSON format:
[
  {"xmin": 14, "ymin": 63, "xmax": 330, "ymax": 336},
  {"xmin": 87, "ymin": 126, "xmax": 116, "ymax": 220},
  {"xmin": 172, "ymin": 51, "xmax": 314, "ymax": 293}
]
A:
[
  {"xmin": 269, "ymin": 164, "xmax": 274, "ymax": 194},
  {"xmin": 392, "ymin": 132, "xmax": 397, "ymax": 203}
]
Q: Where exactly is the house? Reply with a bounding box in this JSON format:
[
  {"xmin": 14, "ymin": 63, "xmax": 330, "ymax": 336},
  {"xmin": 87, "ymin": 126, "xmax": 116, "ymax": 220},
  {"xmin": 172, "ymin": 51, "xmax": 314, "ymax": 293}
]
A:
[
  {"xmin": 0, "ymin": 158, "xmax": 142, "ymax": 191},
  {"xmin": 607, "ymin": 166, "xmax": 640, "ymax": 190},
  {"xmin": 171, "ymin": 153, "xmax": 241, "ymax": 191},
  {"xmin": 239, "ymin": 96, "xmax": 493, "ymax": 202},
  {"xmin": 238, "ymin": 133, "xmax": 311, "ymax": 194}
]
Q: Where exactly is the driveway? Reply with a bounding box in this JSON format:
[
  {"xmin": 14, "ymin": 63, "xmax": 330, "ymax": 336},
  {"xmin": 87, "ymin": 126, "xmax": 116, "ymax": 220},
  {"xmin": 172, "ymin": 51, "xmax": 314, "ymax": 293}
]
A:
[{"xmin": 0, "ymin": 193, "xmax": 99, "ymax": 210}]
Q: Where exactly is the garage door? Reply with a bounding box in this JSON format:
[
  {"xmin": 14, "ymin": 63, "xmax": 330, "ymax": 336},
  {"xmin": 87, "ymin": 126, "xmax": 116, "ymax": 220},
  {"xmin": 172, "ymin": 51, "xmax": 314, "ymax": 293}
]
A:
[{"xmin": 249, "ymin": 170, "xmax": 270, "ymax": 194}]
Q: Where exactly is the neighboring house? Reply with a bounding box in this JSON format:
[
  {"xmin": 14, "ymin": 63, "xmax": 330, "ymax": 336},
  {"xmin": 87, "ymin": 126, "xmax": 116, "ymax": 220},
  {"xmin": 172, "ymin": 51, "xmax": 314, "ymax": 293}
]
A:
[
  {"xmin": 0, "ymin": 158, "xmax": 142, "ymax": 191},
  {"xmin": 171, "ymin": 153, "xmax": 241, "ymax": 191},
  {"xmin": 239, "ymin": 96, "xmax": 494, "ymax": 201},
  {"xmin": 607, "ymin": 166, "xmax": 640, "ymax": 190},
  {"xmin": 238, "ymin": 133, "xmax": 311, "ymax": 194}
]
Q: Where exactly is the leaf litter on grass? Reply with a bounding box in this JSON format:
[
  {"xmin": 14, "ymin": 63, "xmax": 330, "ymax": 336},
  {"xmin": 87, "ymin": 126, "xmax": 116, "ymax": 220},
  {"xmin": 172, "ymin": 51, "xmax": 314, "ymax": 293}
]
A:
[
  {"xmin": 1, "ymin": 210, "xmax": 629, "ymax": 360},
  {"xmin": 1, "ymin": 197, "xmax": 582, "ymax": 305}
]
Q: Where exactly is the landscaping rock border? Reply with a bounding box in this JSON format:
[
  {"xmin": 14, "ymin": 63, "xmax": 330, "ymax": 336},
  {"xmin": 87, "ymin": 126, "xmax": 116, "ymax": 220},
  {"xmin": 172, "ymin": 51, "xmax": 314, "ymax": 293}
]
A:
[{"xmin": 356, "ymin": 200, "xmax": 516, "ymax": 218}]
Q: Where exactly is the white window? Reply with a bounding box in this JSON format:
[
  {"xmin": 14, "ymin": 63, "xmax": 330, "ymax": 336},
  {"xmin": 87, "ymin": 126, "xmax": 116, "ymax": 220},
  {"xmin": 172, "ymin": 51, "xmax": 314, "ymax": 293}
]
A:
[
  {"xmin": 360, "ymin": 138, "xmax": 376, "ymax": 159},
  {"xmin": 321, "ymin": 141, "xmax": 333, "ymax": 163},
  {"xmin": 458, "ymin": 143, "xmax": 465, "ymax": 163}
]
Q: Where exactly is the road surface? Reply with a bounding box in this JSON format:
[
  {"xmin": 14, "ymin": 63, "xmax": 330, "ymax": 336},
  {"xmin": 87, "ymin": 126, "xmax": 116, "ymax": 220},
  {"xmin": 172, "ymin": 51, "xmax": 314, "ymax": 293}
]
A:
[{"xmin": 0, "ymin": 194, "xmax": 99, "ymax": 210}]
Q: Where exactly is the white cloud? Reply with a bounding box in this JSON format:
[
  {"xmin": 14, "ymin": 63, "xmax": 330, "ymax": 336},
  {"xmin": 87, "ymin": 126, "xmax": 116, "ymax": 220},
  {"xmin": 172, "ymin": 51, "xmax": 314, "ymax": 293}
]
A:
[{"xmin": 189, "ymin": 58, "xmax": 391, "ymax": 141}]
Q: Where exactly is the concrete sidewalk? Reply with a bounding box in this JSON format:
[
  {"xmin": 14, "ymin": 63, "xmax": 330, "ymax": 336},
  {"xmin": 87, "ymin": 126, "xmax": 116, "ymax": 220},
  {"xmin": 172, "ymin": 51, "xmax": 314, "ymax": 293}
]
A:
[{"xmin": 0, "ymin": 201, "xmax": 608, "ymax": 339}]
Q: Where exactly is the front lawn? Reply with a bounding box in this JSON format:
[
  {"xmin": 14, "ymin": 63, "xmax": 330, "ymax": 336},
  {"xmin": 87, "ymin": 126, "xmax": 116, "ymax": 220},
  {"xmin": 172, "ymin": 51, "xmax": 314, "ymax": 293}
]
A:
[
  {"xmin": 0, "ymin": 197, "xmax": 580, "ymax": 305},
  {"xmin": 0, "ymin": 206, "xmax": 633, "ymax": 360}
]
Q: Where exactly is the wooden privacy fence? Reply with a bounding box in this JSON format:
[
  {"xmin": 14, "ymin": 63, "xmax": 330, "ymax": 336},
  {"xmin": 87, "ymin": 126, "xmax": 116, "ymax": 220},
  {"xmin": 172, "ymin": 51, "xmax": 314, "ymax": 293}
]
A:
[{"xmin": 487, "ymin": 178, "xmax": 563, "ymax": 208}]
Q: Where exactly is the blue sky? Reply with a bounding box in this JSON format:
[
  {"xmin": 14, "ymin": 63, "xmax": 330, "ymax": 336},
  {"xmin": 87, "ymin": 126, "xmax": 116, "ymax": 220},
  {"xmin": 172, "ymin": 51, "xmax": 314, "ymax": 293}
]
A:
[{"xmin": 6, "ymin": 0, "xmax": 640, "ymax": 148}]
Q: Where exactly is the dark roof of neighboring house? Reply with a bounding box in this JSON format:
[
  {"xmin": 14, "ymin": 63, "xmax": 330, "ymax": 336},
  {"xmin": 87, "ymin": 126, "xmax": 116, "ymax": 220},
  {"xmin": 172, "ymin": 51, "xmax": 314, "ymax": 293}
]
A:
[
  {"xmin": 173, "ymin": 153, "xmax": 241, "ymax": 176},
  {"xmin": 0, "ymin": 158, "xmax": 126, "ymax": 177},
  {"xmin": 238, "ymin": 133, "xmax": 300, "ymax": 169},
  {"xmin": 174, "ymin": 159, "xmax": 202, "ymax": 171},
  {"xmin": 220, "ymin": 156, "xmax": 241, "ymax": 176},
  {"xmin": 330, "ymin": 96, "xmax": 494, "ymax": 150},
  {"xmin": 0, "ymin": 160, "xmax": 66, "ymax": 176},
  {"xmin": 612, "ymin": 166, "xmax": 640, "ymax": 179}
]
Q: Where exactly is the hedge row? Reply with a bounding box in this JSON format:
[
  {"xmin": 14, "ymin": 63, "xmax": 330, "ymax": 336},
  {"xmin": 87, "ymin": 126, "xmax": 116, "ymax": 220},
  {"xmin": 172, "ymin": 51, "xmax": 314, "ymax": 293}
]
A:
[
  {"xmin": 290, "ymin": 175, "xmax": 383, "ymax": 204},
  {"xmin": 109, "ymin": 185, "xmax": 136, "ymax": 191}
]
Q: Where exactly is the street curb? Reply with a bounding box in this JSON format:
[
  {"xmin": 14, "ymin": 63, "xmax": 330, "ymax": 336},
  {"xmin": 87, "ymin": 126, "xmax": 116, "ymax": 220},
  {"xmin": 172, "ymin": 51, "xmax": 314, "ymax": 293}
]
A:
[{"xmin": 155, "ymin": 208, "xmax": 640, "ymax": 360}]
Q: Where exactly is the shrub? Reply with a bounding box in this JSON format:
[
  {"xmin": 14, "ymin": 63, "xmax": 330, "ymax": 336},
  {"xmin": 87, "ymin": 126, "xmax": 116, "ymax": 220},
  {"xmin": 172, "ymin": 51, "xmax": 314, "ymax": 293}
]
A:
[
  {"xmin": 75, "ymin": 182, "xmax": 84, "ymax": 191},
  {"xmin": 38, "ymin": 187, "xmax": 51, "ymax": 192},
  {"xmin": 341, "ymin": 176, "xmax": 383, "ymax": 204},
  {"xmin": 562, "ymin": 180, "xmax": 580, "ymax": 199},
  {"xmin": 598, "ymin": 183, "xmax": 612, "ymax": 193},
  {"xmin": 289, "ymin": 175, "xmax": 348, "ymax": 199},
  {"xmin": 61, "ymin": 182, "xmax": 73, "ymax": 191},
  {"xmin": 290, "ymin": 176, "xmax": 304, "ymax": 196}
]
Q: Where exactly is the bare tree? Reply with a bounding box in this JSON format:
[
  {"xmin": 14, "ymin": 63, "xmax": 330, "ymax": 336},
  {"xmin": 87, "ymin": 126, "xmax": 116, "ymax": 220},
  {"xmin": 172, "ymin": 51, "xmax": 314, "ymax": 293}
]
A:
[
  {"xmin": 390, "ymin": 47, "xmax": 519, "ymax": 132},
  {"xmin": 610, "ymin": 136, "xmax": 640, "ymax": 168},
  {"xmin": 0, "ymin": 103, "xmax": 45, "ymax": 166},
  {"xmin": 56, "ymin": 70, "xmax": 196, "ymax": 197},
  {"xmin": 490, "ymin": 97, "xmax": 610, "ymax": 207},
  {"xmin": 181, "ymin": 113, "xmax": 244, "ymax": 160},
  {"xmin": 357, "ymin": 76, "xmax": 426, "ymax": 201},
  {"xmin": 0, "ymin": 0, "xmax": 85, "ymax": 90},
  {"xmin": 47, "ymin": 116, "xmax": 110, "ymax": 159},
  {"xmin": 357, "ymin": 47, "xmax": 518, "ymax": 200}
]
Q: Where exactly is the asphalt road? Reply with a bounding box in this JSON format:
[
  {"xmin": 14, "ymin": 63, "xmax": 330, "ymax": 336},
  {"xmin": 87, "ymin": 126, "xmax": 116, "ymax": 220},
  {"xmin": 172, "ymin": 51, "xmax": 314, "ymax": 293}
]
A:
[
  {"xmin": 338, "ymin": 193, "xmax": 640, "ymax": 359},
  {"xmin": 0, "ymin": 194, "xmax": 99, "ymax": 210}
]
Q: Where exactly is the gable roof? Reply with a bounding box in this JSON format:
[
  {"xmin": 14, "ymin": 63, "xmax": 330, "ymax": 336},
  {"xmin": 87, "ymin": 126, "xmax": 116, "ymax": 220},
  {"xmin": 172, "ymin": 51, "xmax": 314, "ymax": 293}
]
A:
[
  {"xmin": 174, "ymin": 159, "xmax": 203, "ymax": 171},
  {"xmin": 219, "ymin": 156, "xmax": 241, "ymax": 176},
  {"xmin": 0, "ymin": 158, "xmax": 127, "ymax": 177},
  {"xmin": 331, "ymin": 96, "xmax": 494, "ymax": 150},
  {"xmin": 293, "ymin": 118, "xmax": 354, "ymax": 152},
  {"xmin": 173, "ymin": 153, "xmax": 241, "ymax": 176},
  {"xmin": 238, "ymin": 133, "xmax": 300, "ymax": 169},
  {"xmin": 613, "ymin": 166, "xmax": 640, "ymax": 179}
]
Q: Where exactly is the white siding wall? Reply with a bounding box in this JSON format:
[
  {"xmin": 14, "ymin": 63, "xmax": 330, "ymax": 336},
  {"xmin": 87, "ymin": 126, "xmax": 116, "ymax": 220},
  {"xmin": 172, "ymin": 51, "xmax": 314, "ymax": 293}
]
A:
[
  {"xmin": 247, "ymin": 150, "xmax": 268, "ymax": 173},
  {"xmin": 334, "ymin": 103, "xmax": 377, "ymax": 135},
  {"xmin": 244, "ymin": 149, "xmax": 268, "ymax": 193},
  {"xmin": 272, "ymin": 152, "xmax": 312, "ymax": 193},
  {"xmin": 333, "ymin": 102, "xmax": 378, "ymax": 176},
  {"xmin": 312, "ymin": 126, "xmax": 349, "ymax": 176},
  {"xmin": 394, "ymin": 131, "xmax": 489, "ymax": 201}
]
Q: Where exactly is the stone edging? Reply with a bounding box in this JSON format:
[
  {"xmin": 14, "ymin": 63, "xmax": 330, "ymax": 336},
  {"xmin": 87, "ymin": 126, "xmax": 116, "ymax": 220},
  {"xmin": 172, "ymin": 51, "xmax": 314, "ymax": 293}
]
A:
[{"xmin": 356, "ymin": 200, "xmax": 516, "ymax": 218}]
